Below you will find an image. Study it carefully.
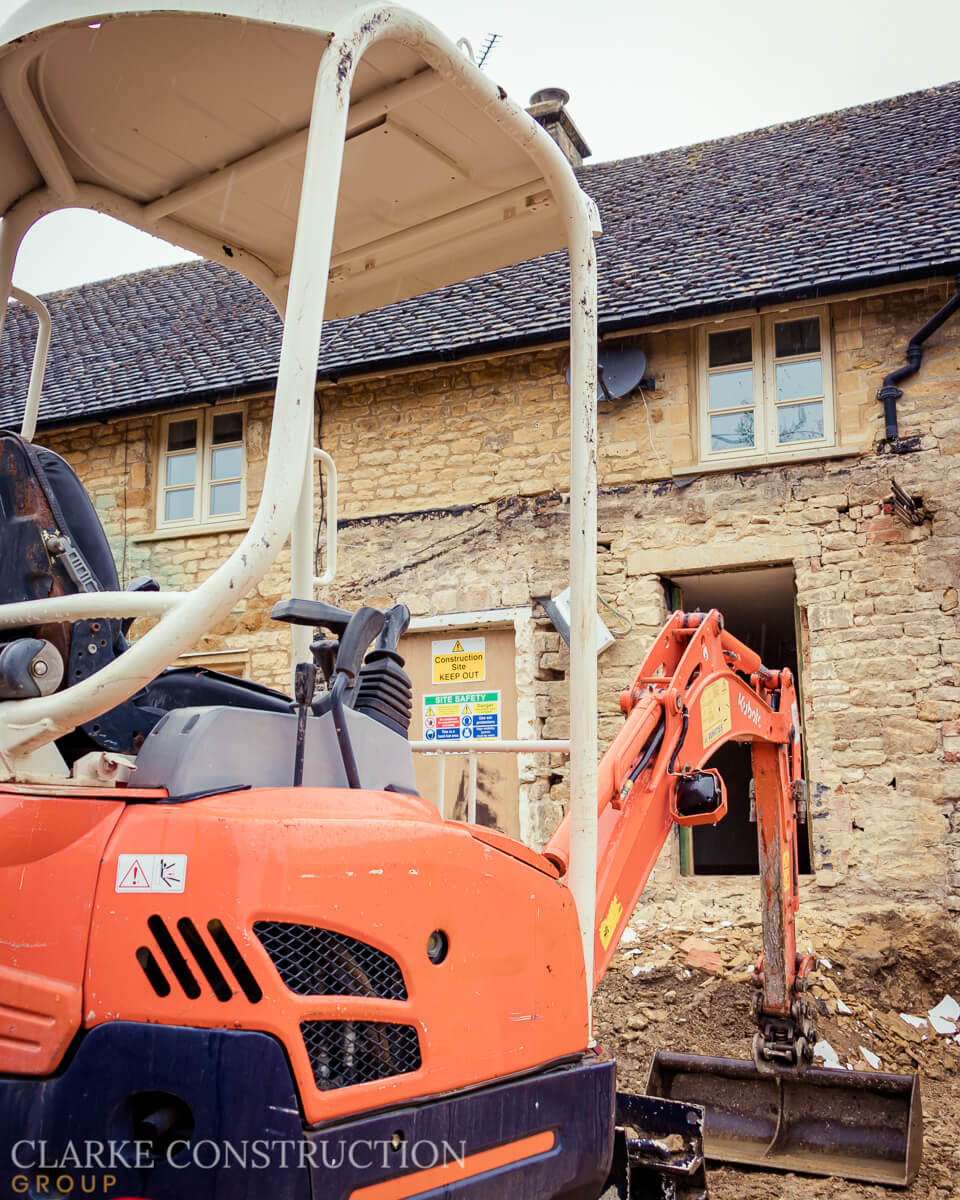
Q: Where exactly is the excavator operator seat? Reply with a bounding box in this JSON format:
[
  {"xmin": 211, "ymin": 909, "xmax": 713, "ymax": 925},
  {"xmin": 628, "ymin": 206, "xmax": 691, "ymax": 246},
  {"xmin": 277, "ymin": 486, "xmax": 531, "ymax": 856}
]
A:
[{"xmin": 0, "ymin": 428, "xmax": 292, "ymax": 765}]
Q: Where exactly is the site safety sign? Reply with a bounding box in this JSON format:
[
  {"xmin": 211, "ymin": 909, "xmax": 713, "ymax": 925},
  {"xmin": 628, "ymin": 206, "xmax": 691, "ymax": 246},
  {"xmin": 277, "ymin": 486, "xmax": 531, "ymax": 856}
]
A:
[
  {"xmin": 422, "ymin": 691, "xmax": 500, "ymax": 742},
  {"xmin": 431, "ymin": 637, "xmax": 485, "ymax": 685}
]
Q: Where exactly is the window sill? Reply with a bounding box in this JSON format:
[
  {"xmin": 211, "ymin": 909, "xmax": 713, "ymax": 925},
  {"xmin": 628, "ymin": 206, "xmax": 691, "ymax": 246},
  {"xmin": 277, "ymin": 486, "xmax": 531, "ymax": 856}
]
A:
[
  {"xmin": 674, "ymin": 444, "xmax": 863, "ymax": 478},
  {"xmin": 131, "ymin": 520, "xmax": 250, "ymax": 544}
]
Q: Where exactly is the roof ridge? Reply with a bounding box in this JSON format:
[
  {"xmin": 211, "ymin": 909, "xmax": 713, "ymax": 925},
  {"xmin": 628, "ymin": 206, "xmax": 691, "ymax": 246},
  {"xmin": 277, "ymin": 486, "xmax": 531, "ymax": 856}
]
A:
[{"xmin": 581, "ymin": 77, "xmax": 960, "ymax": 173}]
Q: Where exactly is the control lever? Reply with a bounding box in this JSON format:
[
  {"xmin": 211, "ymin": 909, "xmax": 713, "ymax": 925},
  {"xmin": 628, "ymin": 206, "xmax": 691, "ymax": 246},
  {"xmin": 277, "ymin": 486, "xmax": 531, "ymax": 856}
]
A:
[
  {"xmin": 270, "ymin": 598, "xmax": 353, "ymax": 638},
  {"xmin": 354, "ymin": 605, "xmax": 413, "ymax": 737},
  {"xmin": 374, "ymin": 604, "xmax": 411, "ymax": 654},
  {"xmin": 293, "ymin": 661, "xmax": 317, "ymax": 787},
  {"xmin": 310, "ymin": 637, "xmax": 338, "ymax": 689},
  {"xmin": 334, "ymin": 606, "xmax": 386, "ymax": 701}
]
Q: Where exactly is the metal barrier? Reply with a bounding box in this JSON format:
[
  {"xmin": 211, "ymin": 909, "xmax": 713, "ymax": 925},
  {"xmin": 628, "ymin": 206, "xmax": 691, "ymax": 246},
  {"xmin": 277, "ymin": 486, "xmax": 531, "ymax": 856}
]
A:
[{"xmin": 409, "ymin": 739, "xmax": 570, "ymax": 824}]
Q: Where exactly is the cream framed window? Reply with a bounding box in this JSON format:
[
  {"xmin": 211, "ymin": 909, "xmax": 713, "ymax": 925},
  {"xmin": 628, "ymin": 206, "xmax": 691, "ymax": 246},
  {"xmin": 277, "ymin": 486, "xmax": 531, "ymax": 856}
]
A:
[
  {"xmin": 157, "ymin": 407, "xmax": 246, "ymax": 529},
  {"xmin": 698, "ymin": 310, "xmax": 834, "ymax": 462}
]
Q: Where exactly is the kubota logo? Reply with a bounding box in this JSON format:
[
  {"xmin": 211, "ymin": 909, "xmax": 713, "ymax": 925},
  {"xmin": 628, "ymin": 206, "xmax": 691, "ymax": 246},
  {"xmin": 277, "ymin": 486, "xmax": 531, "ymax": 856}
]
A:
[{"xmin": 738, "ymin": 692, "xmax": 762, "ymax": 727}]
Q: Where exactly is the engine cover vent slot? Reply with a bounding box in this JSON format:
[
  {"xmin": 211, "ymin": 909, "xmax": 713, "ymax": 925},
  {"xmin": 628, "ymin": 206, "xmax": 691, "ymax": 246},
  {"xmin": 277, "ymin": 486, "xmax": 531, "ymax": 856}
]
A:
[
  {"xmin": 207, "ymin": 919, "xmax": 263, "ymax": 1003},
  {"xmin": 300, "ymin": 1021, "xmax": 422, "ymax": 1091},
  {"xmin": 254, "ymin": 921, "xmax": 407, "ymax": 1000},
  {"xmin": 135, "ymin": 945, "xmax": 171, "ymax": 997},
  {"xmin": 177, "ymin": 917, "xmax": 232, "ymax": 1001},
  {"xmin": 146, "ymin": 915, "xmax": 201, "ymax": 999},
  {"xmin": 139, "ymin": 916, "xmax": 262, "ymax": 1003}
]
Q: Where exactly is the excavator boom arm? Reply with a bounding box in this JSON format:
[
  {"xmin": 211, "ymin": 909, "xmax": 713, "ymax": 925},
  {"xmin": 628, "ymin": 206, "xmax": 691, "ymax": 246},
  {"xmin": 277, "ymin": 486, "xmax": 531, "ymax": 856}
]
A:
[{"xmin": 544, "ymin": 610, "xmax": 809, "ymax": 1057}]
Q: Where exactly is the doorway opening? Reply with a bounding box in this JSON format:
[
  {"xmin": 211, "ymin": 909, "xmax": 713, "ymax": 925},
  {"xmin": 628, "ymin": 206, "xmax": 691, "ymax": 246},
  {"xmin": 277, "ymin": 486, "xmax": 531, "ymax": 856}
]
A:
[{"xmin": 662, "ymin": 565, "xmax": 812, "ymax": 876}]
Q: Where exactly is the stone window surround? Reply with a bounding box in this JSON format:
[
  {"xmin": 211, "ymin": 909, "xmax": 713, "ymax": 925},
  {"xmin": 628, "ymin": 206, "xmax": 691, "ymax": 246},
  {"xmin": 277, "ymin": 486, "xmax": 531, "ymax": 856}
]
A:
[
  {"xmin": 696, "ymin": 307, "xmax": 836, "ymax": 467},
  {"xmin": 155, "ymin": 403, "xmax": 247, "ymax": 533}
]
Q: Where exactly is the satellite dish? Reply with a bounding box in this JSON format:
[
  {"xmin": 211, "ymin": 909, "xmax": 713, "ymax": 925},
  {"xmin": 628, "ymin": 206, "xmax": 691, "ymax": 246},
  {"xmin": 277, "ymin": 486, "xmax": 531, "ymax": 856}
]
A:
[{"xmin": 566, "ymin": 346, "xmax": 654, "ymax": 401}]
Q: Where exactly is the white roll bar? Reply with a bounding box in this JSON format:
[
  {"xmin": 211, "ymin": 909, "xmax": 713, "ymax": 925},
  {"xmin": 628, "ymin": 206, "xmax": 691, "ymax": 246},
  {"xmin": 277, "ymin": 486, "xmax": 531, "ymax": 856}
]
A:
[
  {"xmin": 0, "ymin": 4, "xmax": 600, "ymax": 999},
  {"xmin": 0, "ymin": 592, "xmax": 183, "ymax": 629},
  {"xmin": 9, "ymin": 287, "xmax": 50, "ymax": 443}
]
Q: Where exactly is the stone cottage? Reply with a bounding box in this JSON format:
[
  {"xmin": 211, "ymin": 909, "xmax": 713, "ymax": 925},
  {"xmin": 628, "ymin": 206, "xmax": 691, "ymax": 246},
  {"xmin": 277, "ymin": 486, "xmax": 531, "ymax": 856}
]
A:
[{"xmin": 2, "ymin": 81, "xmax": 960, "ymax": 915}]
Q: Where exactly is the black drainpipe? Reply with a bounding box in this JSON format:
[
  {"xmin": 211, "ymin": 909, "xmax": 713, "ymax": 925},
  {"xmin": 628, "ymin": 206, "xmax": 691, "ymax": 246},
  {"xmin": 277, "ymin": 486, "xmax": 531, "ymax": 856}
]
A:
[{"xmin": 877, "ymin": 274, "xmax": 960, "ymax": 452}]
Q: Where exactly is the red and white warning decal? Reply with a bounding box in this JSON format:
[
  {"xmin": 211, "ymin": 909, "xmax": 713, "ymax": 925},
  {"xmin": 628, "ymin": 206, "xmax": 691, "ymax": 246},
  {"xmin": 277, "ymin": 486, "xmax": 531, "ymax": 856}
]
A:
[{"xmin": 116, "ymin": 854, "xmax": 187, "ymax": 894}]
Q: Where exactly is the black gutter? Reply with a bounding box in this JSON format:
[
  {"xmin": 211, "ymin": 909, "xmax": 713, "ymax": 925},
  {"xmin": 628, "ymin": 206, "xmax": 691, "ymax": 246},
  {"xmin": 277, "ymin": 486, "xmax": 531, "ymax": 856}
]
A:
[{"xmin": 877, "ymin": 273, "xmax": 960, "ymax": 449}]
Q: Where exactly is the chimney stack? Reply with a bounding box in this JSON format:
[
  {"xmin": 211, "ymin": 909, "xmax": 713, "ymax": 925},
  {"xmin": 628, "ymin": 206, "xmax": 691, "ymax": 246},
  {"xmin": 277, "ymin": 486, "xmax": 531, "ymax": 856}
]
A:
[{"xmin": 527, "ymin": 88, "xmax": 591, "ymax": 168}]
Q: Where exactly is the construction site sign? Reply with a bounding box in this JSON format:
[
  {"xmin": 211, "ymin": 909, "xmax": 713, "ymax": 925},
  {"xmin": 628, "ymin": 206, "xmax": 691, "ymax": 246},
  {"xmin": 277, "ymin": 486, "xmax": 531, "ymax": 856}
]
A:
[
  {"xmin": 431, "ymin": 636, "xmax": 485, "ymax": 685},
  {"xmin": 422, "ymin": 690, "xmax": 500, "ymax": 742}
]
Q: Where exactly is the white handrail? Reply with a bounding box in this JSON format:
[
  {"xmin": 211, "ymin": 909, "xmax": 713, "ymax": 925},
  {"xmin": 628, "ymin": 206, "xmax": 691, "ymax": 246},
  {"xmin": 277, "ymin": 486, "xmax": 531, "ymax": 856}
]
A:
[
  {"xmin": 410, "ymin": 740, "xmax": 570, "ymax": 754},
  {"xmin": 410, "ymin": 741, "xmax": 571, "ymax": 828},
  {"xmin": 312, "ymin": 447, "xmax": 338, "ymax": 587},
  {"xmin": 9, "ymin": 286, "xmax": 50, "ymax": 443}
]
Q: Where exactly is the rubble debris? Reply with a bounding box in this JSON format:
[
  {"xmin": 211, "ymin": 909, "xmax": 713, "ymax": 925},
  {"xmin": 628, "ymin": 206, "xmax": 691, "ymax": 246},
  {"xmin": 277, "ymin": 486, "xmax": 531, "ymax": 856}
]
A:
[
  {"xmin": 610, "ymin": 907, "xmax": 960, "ymax": 1081},
  {"xmin": 928, "ymin": 995, "xmax": 959, "ymax": 1035},
  {"xmin": 860, "ymin": 1046, "xmax": 882, "ymax": 1070},
  {"xmin": 597, "ymin": 905, "xmax": 960, "ymax": 1198}
]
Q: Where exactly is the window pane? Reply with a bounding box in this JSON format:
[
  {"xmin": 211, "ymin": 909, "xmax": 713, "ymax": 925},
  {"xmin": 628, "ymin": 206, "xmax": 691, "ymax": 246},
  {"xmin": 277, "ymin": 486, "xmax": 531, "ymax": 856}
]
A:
[
  {"xmin": 165, "ymin": 451, "xmax": 196, "ymax": 487},
  {"xmin": 776, "ymin": 358, "xmax": 822, "ymax": 402},
  {"xmin": 775, "ymin": 318, "xmax": 820, "ymax": 357},
  {"xmin": 708, "ymin": 327, "xmax": 753, "ymax": 368},
  {"xmin": 209, "ymin": 481, "xmax": 242, "ymax": 516},
  {"xmin": 167, "ymin": 419, "xmax": 197, "ymax": 452},
  {"xmin": 211, "ymin": 445, "xmax": 242, "ymax": 480},
  {"xmin": 708, "ymin": 367, "xmax": 753, "ymax": 410},
  {"xmin": 164, "ymin": 487, "xmax": 195, "ymax": 522},
  {"xmin": 710, "ymin": 410, "xmax": 754, "ymax": 452},
  {"xmin": 778, "ymin": 401, "xmax": 824, "ymax": 444},
  {"xmin": 212, "ymin": 412, "xmax": 243, "ymax": 445}
]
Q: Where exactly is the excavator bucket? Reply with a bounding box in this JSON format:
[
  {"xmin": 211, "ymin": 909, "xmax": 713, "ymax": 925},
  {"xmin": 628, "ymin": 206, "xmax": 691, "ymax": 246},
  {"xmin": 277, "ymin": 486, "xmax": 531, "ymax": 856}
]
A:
[{"xmin": 647, "ymin": 1051, "xmax": 922, "ymax": 1187}]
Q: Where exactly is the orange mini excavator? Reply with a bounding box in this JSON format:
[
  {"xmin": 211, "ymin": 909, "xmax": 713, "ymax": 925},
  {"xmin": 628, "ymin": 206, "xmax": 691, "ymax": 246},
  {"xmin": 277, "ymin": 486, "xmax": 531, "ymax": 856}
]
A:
[
  {"xmin": 0, "ymin": 3, "xmax": 920, "ymax": 1198},
  {"xmin": 0, "ymin": 588, "xmax": 922, "ymax": 1197}
]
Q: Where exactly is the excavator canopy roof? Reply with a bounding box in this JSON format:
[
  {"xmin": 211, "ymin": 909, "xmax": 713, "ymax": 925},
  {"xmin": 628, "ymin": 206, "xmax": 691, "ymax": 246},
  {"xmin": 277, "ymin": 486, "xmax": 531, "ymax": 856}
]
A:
[{"xmin": 0, "ymin": 1, "xmax": 569, "ymax": 316}]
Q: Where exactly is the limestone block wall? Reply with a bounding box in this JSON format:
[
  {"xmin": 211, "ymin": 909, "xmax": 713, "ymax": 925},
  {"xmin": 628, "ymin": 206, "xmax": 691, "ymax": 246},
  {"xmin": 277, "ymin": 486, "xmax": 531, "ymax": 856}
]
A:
[{"xmin": 35, "ymin": 278, "xmax": 960, "ymax": 909}]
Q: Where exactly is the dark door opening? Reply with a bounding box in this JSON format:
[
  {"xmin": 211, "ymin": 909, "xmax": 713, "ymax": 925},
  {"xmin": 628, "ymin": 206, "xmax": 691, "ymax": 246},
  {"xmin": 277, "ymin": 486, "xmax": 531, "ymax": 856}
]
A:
[{"xmin": 663, "ymin": 565, "xmax": 812, "ymax": 876}]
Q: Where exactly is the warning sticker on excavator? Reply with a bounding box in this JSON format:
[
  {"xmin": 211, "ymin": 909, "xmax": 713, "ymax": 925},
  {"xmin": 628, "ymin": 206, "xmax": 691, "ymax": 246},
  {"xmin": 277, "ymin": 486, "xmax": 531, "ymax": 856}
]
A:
[
  {"xmin": 432, "ymin": 637, "xmax": 485, "ymax": 684},
  {"xmin": 116, "ymin": 854, "xmax": 187, "ymax": 894},
  {"xmin": 700, "ymin": 678, "xmax": 731, "ymax": 748},
  {"xmin": 599, "ymin": 895, "xmax": 624, "ymax": 949}
]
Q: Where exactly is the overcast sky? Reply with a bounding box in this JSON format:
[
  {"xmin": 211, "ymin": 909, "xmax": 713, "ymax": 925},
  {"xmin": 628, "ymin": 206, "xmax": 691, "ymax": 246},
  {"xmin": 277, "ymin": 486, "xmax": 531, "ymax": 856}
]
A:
[{"xmin": 8, "ymin": 0, "xmax": 960, "ymax": 295}]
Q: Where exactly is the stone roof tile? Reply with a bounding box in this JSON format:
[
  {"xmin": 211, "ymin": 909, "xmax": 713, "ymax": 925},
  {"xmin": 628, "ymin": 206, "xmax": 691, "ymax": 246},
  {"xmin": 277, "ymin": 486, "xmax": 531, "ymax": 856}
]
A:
[{"xmin": 2, "ymin": 80, "xmax": 959, "ymax": 428}]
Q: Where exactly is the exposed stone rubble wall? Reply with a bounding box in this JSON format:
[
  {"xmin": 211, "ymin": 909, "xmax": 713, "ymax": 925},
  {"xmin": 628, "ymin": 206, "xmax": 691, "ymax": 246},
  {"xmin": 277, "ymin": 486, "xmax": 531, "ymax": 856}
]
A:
[{"xmin": 39, "ymin": 280, "xmax": 960, "ymax": 909}]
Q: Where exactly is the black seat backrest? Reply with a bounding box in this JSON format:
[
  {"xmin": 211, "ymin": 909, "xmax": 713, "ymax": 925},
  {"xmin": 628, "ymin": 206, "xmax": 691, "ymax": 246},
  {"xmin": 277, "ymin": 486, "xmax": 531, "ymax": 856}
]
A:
[
  {"xmin": 0, "ymin": 428, "xmax": 290, "ymax": 764},
  {"xmin": 0, "ymin": 429, "xmax": 119, "ymax": 606}
]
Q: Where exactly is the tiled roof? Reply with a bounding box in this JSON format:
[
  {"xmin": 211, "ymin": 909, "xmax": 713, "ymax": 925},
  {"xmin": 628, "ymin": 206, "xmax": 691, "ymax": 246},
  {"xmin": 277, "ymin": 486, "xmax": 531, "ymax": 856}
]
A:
[{"xmin": 2, "ymin": 80, "xmax": 959, "ymax": 429}]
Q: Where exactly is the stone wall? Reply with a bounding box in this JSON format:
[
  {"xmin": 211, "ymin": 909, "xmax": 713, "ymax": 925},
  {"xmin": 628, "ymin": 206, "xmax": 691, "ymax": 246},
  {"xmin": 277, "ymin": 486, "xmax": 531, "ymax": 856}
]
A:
[{"xmin": 39, "ymin": 279, "xmax": 960, "ymax": 909}]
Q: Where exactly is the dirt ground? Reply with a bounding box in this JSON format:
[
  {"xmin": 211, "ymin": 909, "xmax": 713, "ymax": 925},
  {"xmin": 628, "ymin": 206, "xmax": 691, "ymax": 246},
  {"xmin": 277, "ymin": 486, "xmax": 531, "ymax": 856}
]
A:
[{"xmin": 592, "ymin": 908, "xmax": 960, "ymax": 1199}]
